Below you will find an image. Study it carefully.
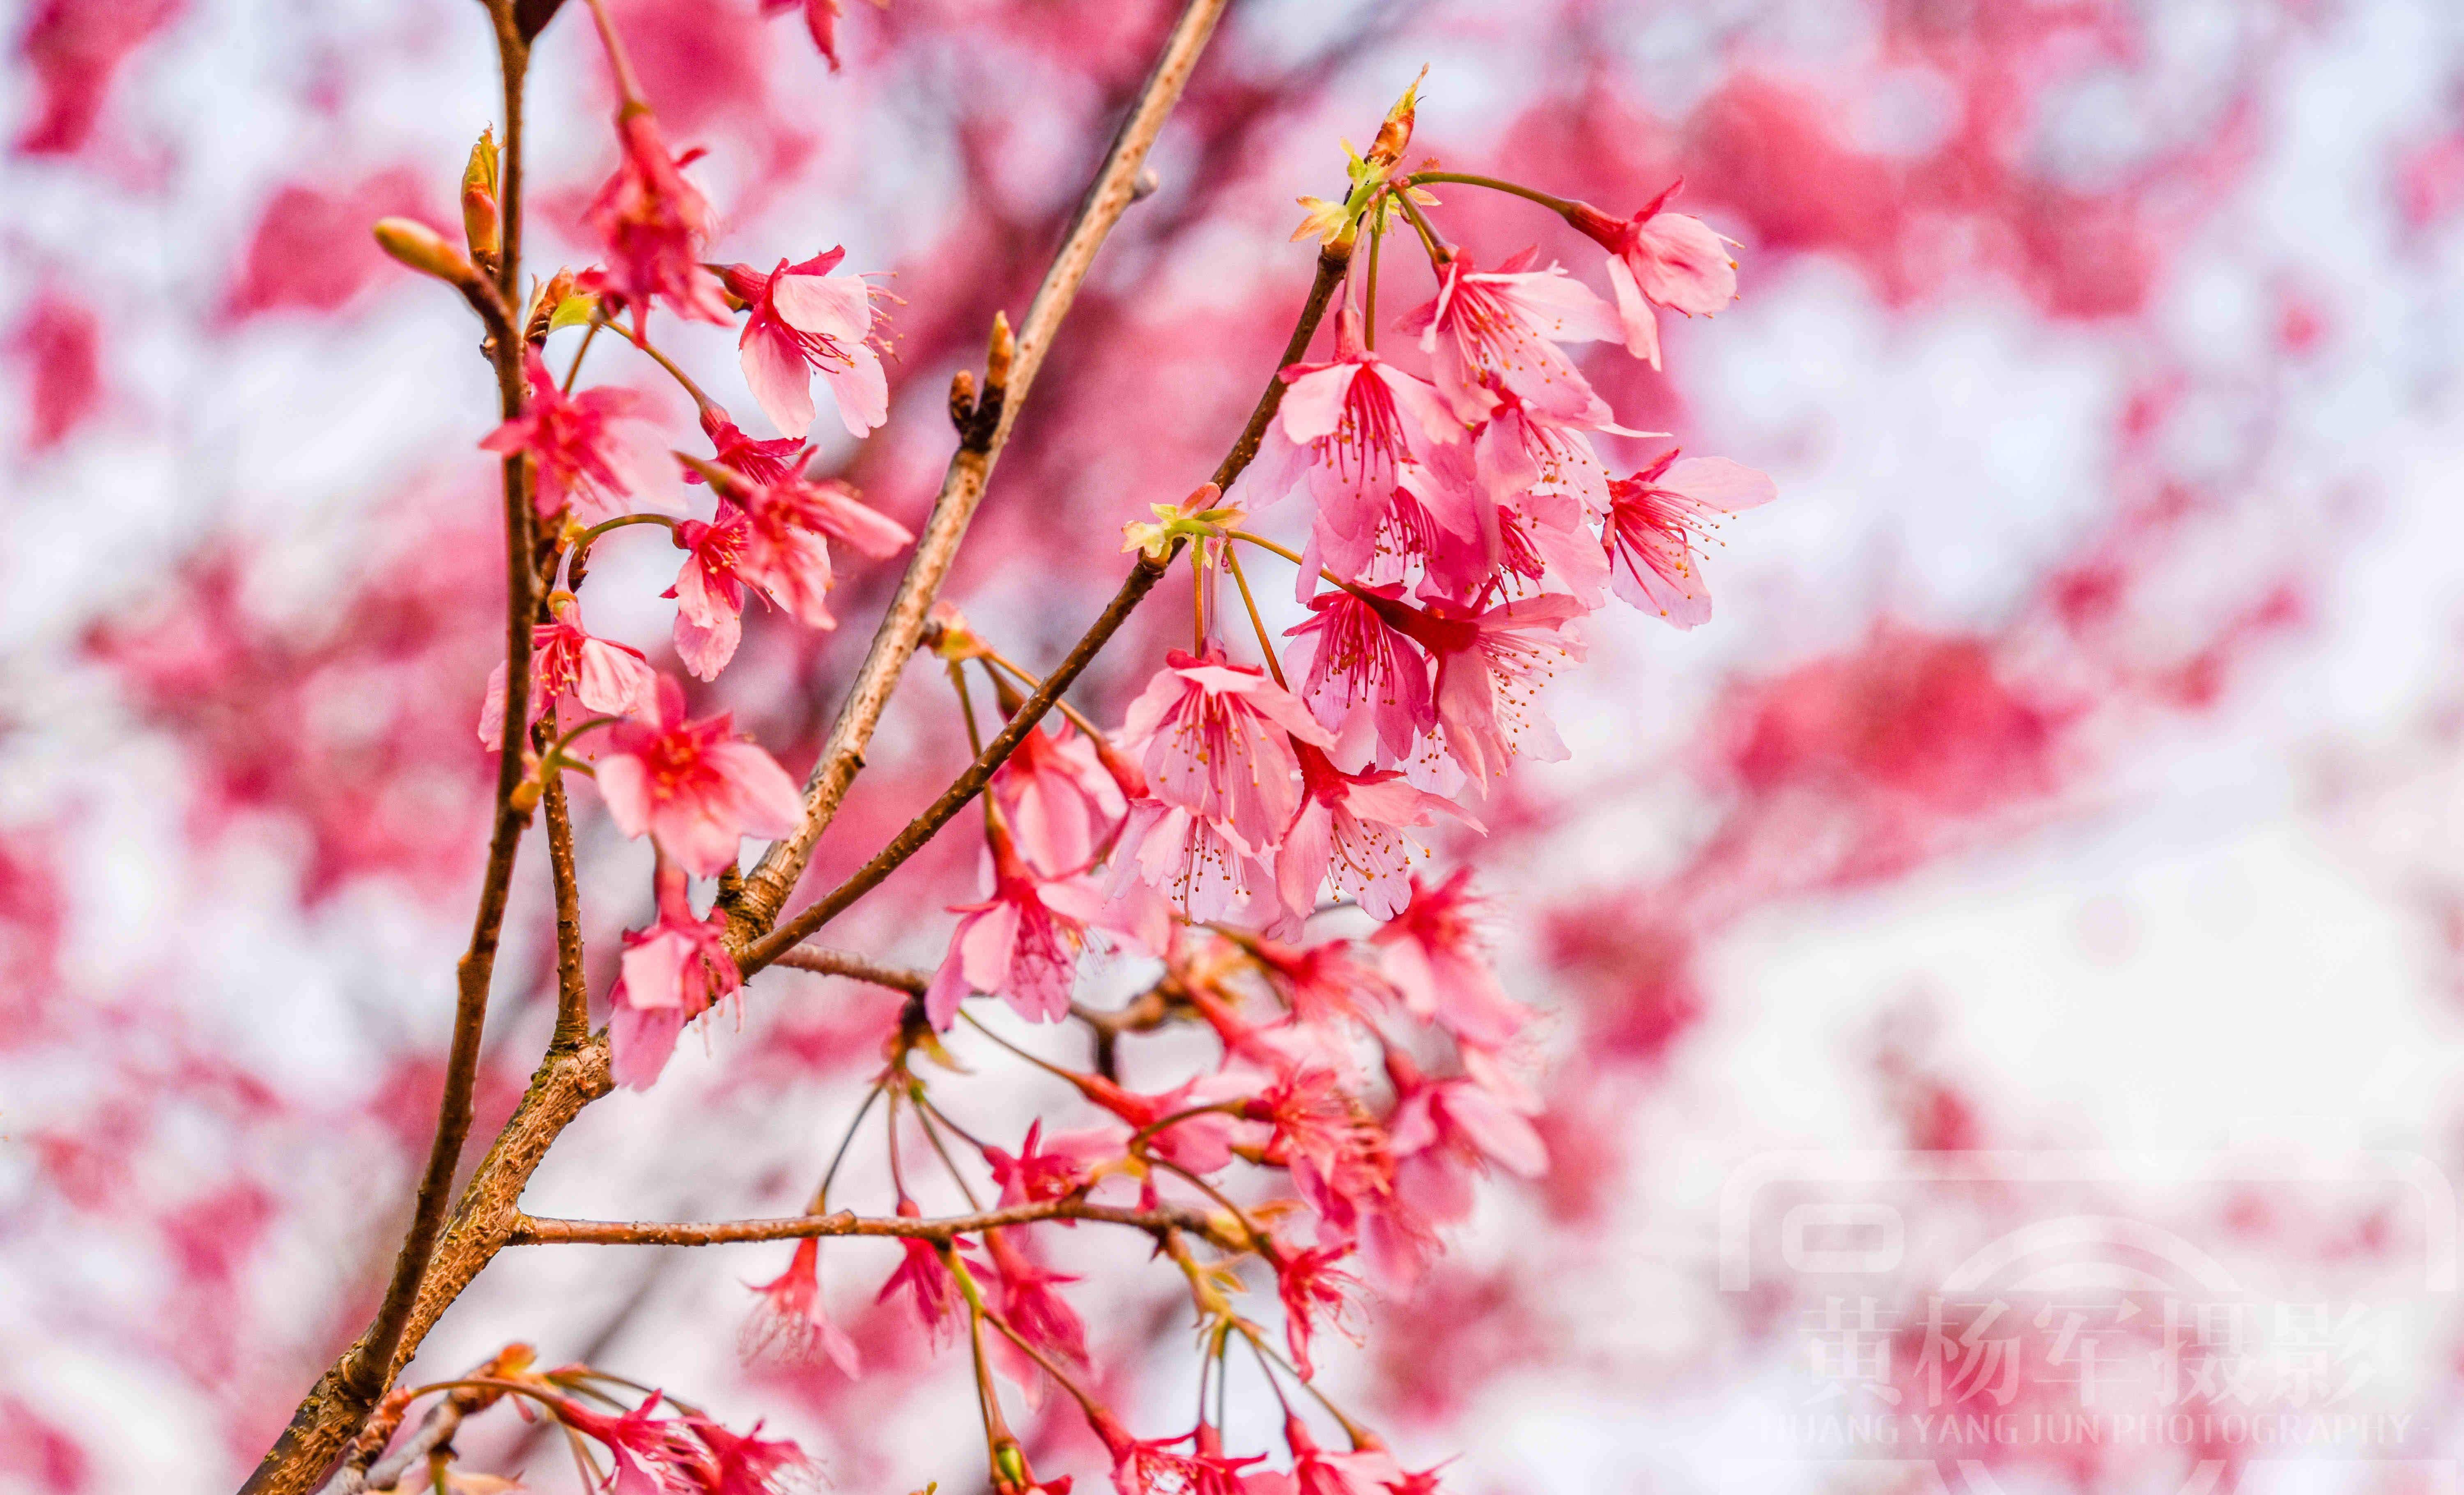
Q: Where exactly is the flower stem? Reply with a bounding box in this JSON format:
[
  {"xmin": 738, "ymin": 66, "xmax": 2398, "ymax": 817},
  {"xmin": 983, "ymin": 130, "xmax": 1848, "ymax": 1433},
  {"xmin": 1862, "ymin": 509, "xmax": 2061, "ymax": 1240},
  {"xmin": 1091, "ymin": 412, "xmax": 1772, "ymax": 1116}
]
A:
[
  {"xmin": 599, "ymin": 317, "xmax": 717, "ymax": 412},
  {"xmin": 1222, "ymin": 544, "xmax": 1288, "ymax": 688},
  {"xmin": 579, "ymin": 0, "xmax": 648, "ymax": 110},
  {"xmin": 560, "ymin": 320, "xmax": 603, "ymax": 394},
  {"xmin": 1406, "ymin": 169, "xmax": 1579, "ymax": 217}
]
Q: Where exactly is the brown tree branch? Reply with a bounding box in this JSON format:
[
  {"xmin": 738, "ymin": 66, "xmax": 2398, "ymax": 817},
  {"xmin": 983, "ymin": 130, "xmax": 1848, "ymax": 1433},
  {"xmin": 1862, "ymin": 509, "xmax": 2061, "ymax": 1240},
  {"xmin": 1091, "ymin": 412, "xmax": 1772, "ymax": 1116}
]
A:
[
  {"xmin": 507, "ymin": 1196, "xmax": 1243, "ymax": 1252},
  {"xmin": 732, "ymin": 0, "xmax": 1236, "ymax": 932},
  {"xmin": 737, "ymin": 239, "xmax": 1354, "ymax": 975},
  {"xmin": 769, "ymin": 944, "xmax": 931, "ymax": 994}
]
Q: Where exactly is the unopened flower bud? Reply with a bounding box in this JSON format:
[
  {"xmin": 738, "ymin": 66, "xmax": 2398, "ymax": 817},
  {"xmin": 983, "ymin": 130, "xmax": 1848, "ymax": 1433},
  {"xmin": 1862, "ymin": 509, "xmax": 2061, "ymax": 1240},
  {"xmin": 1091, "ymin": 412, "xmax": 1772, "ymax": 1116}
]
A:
[
  {"xmin": 984, "ymin": 309, "xmax": 1015, "ymax": 393},
  {"xmin": 1365, "ymin": 64, "xmax": 1427, "ymax": 168},
  {"xmin": 374, "ymin": 217, "xmax": 480, "ymax": 288},
  {"xmin": 462, "ymin": 127, "xmax": 501, "ymax": 262}
]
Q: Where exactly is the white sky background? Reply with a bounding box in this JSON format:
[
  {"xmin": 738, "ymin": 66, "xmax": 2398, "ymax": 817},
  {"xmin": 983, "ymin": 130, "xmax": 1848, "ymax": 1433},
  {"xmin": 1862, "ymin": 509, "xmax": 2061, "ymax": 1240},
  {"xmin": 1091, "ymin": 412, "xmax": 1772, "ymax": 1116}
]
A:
[{"xmin": 11, "ymin": 0, "xmax": 2464, "ymax": 1492}]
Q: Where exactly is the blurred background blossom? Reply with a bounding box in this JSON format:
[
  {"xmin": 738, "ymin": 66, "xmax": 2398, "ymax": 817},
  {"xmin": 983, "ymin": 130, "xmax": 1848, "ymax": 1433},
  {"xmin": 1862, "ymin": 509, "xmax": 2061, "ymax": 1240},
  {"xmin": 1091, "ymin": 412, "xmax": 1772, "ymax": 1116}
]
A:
[{"xmin": 10, "ymin": 0, "xmax": 2464, "ymax": 1491}]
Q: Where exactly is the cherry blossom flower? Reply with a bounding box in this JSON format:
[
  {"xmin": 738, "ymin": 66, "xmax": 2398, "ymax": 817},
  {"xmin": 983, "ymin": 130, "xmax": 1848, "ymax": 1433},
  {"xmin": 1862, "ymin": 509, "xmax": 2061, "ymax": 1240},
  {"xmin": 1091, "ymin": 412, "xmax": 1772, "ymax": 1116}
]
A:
[
  {"xmin": 924, "ymin": 821, "xmax": 1109, "ymax": 1029},
  {"xmin": 1568, "ymin": 181, "xmax": 1738, "ymax": 369},
  {"xmin": 477, "ymin": 349, "xmax": 650, "ymax": 526},
  {"xmin": 1401, "ymin": 248, "xmax": 1623, "ymax": 423},
  {"xmin": 595, "ymin": 676, "xmax": 802, "ymax": 878},
  {"xmin": 992, "ymin": 719, "xmax": 1126, "ymax": 877},
  {"xmin": 551, "ymin": 1392, "xmax": 704, "ymax": 1495},
  {"xmin": 1088, "ymin": 1413, "xmax": 1266, "ymax": 1495},
  {"xmin": 1276, "ymin": 744, "xmax": 1473, "ymax": 922},
  {"xmin": 692, "ymin": 406, "xmax": 803, "ymax": 486},
  {"xmin": 982, "ymin": 1228, "xmax": 1088, "ymax": 1402},
  {"xmin": 1604, "ymin": 451, "xmax": 1777, "ymax": 628},
  {"xmin": 684, "ymin": 1417, "xmax": 811, "ymax": 1495},
  {"xmin": 1255, "ymin": 307, "xmax": 1467, "ymax": 561},
  {"xmin": 585, "ymin": 106, "xmax": 730, "ymax": 327},
  {"xmin": 1247, "ymin": 937, "xmax": 1379, "ymax": 1029},
  {"xmin": 607, "ymin": 866, "xmax": 741, "ymax": 1090},
  {"xmin": 1266, "ymin": 1416, "xmax": 1404, "ymax": 1495},
  {"xmin": 478, "ymin": 591, "xmax": 657, "ymax": 744},
  {"xmin": 1281, "ymin": 584, "xmax": 1434, "ymax": 768},
  {"xmin": 876, "ymin": 1208, "xmax": 965, "ymax": 1349},
  {"xmin": 721, "ymin": 249, "xmax": 888, "ymax": 441},
  {"xmin": 1248, "ymin": 1066, "xmax": 1395, "ymax": 1237},
  {"xmin": 1368, "ymin": 870, "xmax": 1531, "ymax": 1049},
  {"xmin": 1119, "ymin": 648, "xmax": 1332, "ymax": 852},
  {"xmin": 741, "ymin": 1236, "xmax": 862, "ymax": 1376},
  {"xmin": 666, "ymin": 506, "xmax": 756, "ymax": 680},
  {"xmin": 985, "ymin": 1122, "xmax": 1119, "ymax": 1207},
  {"xmin": 1365, "ymin": 591, "xmax": 1586, "ymax": 787},
  {"xmin": 1273, "ymin": 1248, "xmax": 1362, "ymax": 1378},
  {"xmin": 1076, "ymin": 1072, "xmax": 1245, "ymax": 1175},
  {"xmin": 1384, "ymin": 1051, "xmax": 1547, "ymax": 1225},
  {"xmin": 1109, "ymin": 799, "xmax": 1272, "ymax": 924}
]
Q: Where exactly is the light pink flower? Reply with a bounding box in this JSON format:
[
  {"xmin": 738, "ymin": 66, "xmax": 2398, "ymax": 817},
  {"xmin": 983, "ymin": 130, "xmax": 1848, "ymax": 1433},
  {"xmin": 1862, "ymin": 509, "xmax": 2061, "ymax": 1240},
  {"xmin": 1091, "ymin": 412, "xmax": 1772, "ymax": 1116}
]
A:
[
  {"xmin": 1119, "ymin": 648, "xmax": 1332, "ymax": 851},
  {"xmin": 1402, "ymin": 248, "xmax": 1624, "ymax": 423},
  {"xmin": 1368, "ymin": 869, "xmax": 1532, "ymax": 1049},
  {"xmin": 478, "ymin": 591, "xmax": 657, "ymax": 745},
  {"xmin": 1274, "ymin": 1415, "xmax": 1402, "ymax": 1495},
  {"xmin": 1276, "ymin": 744, "xmax": 1475, "ymax": 922},
  {"xmin": 720, "ymin": 249, "xmax": 888, "ymax": 441},
  {"xmin": 991, "ymin": 718, "xmax": 1126, "ymax": 877},
  {"xmin": 924, "ymin": 823, "xmax": 1109, "ymax": 1029},
  {"xmin": 740, "ymin": 1236, "xmax": 862, "ymax": 1377},
  {"xmin": 1109, "ymin": 798, "xmax": 1273, "ymax": 924},
  {"xmin": 1259, "ymin": 306, "xmax": 1465, "ymax": 554},
  {"xmin": 595, "ymin": 676, "xmax": 802, "ymax": 878},
  {"xmin": 477, "ymin": 349, "xmax": 648, "ymax": 526},
  {"xmin": 717, "ymin": 471, "xmax": 913, "ymax": 632},
  {"xmin": 1569, "ymin": 180, "xmax": 1738, "ymax": 369},
  {"xmin": 607, "ymin": 867, "xmax": 742, "ymax": 1090},
  {"xmin": 585, "ymin": 106, "xmax": 730, "ymax": 327},
  {"xmin": 1282, "ymin": 584, "xmax": 1435, "ymax": 769},
  {"xmin": 1372, "ymin": 592, "xmax": 1587, "ymax": 787},
  {"xmin": 1605, "ymin": 451, "xmax": 1777, "ymax": 628}
]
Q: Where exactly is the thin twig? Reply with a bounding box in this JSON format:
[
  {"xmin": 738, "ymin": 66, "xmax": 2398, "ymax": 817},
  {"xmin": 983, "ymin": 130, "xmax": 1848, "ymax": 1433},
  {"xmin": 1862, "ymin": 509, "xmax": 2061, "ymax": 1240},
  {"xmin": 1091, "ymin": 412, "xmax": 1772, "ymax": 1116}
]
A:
[
  {"xmin": 770, "ymin": 944, "xmax": 930, "ymax": 994},
  {"xmin": 733, "ymin": 0, "xmax": 1236, "ymax": 933}
]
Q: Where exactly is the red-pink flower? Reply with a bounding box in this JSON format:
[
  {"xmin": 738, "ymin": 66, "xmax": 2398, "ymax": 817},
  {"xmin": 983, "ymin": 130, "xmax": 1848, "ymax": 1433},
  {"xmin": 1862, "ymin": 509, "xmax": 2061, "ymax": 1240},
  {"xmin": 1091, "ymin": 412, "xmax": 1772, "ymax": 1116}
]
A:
[
  {"xmin": 1568, "ymin": 181, "xmax": 1738, "ymax": 369},
  {"xmin": 1119, "ymin": 648, "xmax": 1332, "ymax": 852},
  {"xmin": 984, "ymin": 1120, "xmax": 1112, "ymax": 1206},
  {"xmin": 924, "ymin": 822, "xmax": 1109, "ymax": 1029},
  {"xmin": 692, "ymin": 406, "xmax": 803, "ymax": 487},
  {"xmin": 741, "ymin": 1236, "xmax": 861, "ymax": 1376},
  {"xmin": 1109, "ymin": 799, "xmax": 1272, "ymax": 923},
  {"xmin": 1272, "ymin": 1252, "xmax": 1363, "ymax": 1380},
  {"xmin": 1272, "ymin": 1417, "xmax": 1403, "ymax": 1495},
  {"xmin": 1368, "ymin": 870, "xmax": 1531, "ymax": 1050},
  {"xmin": 1077, "ymin": 1072, "xmax": 1245, "ymax": 1175},
  {"xmin": 607, "ymin": 865, "xmax": 742, "ymax": 1090},
  {"xmin": 684, "ymin": 1417, "xmax": 811, "ymax": 1495},
  {"xmin": 760, "ymin": 0, "xmax": 843, "ymax": 70},
  {"xmin": 1402, "ymin": 249, "xmax": 1623, "ymax": 424},
  {"xmin": 666, "ymin": 506, "xmax": 756, "ymax": 680},
  {"xmin": 1248, "ymin": 1066, "xmax": 1395, "ymax": 1238},
  {"xmin": 478, "ymin": 349, "xmax": 650, "ymax": 526},
  {"xmin": 7, "ymin": 289, "xmax": 103, "ymax": 452},
  {"xmin": 1276, "ymin": 744, "xmax": 1473, "ymax": 922},
  {"xmin": 552, "ymin": 1392, "xmax": 703, "ymax": 1495},
  {"xmin": 1088, "ymin": 1413, "xmax": 1266, "ymax": 1495},
  {"xmin": 586, "ymin": 106, "xmax": 730, "ymax": 326},
  {"xmin": 992, "ymin": 718, "xmax": 1126, "ymax": 877},
  {"xmin": 982, "ymin": 1228, "xmax": 1088, "ymax": 1402},
  {"xmin": 722, "ymin": 249, "xmax": 887, "ymax": 441},
  {"xmin": 595, "ymin": 676, "xmax": 802, "ymax": 878},
  {"xmin": 1384, "ymin": 1051, "xmax": 1546, "ymax": 1225},
  {"xmin": 1281, "ymin": 584, "xmax": 1434, "ymax": 769},
  {"xmin": 876, "ymin": 1205, "xmax": 964, "ymax": 1349},
  {"xmin": 1604, "ymin": 451, "xmax": 1777, "ymax": 628},
  {"xmin": 478, "ymin": 591, "xmax": 657, "ymax": 744}
]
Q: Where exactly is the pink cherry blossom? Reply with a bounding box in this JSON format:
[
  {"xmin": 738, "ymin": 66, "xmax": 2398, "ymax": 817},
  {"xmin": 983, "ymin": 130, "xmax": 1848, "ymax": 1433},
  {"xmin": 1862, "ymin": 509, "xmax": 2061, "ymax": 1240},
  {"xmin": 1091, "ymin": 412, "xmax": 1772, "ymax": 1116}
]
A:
[
  {"xmin": 595, "ymin": 676, "xmax": 803, "ymax": 878},
  {"xmin": 477, "ymin": 591, "xmax": 657, "ymax": 745},
  {"xmin": 1568, "ymin": 180, "xmax": 1738, "ymax": 369},
  {"xmin": 1384, "ymin": 1050, "xmax": 1547, "ymax": 1225},
  {"xmin": 740, "ymin": 1236, "xmax": 861, "ymax": 1376},
  {"xmin": 981, "ymin": 1228, "xmax": 1089, "ymax": 1401},
  {"xmin": 1258, "ymin": 306, "xmax": 1465, "ymax": 552},
  {"xmin": 607, "ymin": 865, "xmax": 742, "ymax": 1090},
  {"xmin": 1604, "ymin": 451, "xmax": 1777, "ymax": 628},
  {"xmin": 1281, "ymin": 584, "xmax": 1435, "ymax": 768},
  {"xmin": 1108, "ymin": 798, "xmax": 1272, "ymax": 923},
  {"xmin": 1368, "ymin": 869, "xmax": 1532, "ymax": 1049},
  {"xmin": 666, "ymin": 507, "xmax": 756, "ymax": 680},
  {"xmin": 691, "ymin": 406, "xmax": 803, "ymax": 487},
  {"xmin": 1402, "ymin": 248, "xmax": 1623, "ymax": 423},
  {"xmin": 1371, "ymin": 592, "xmax": 1587, "ymax": 787},
  {"xmin": 1267, "ymin": 1417, "xmax": 1403, "ymax": 1495},
  {"xmin": 1119, "ymin": 648, "xmax": 1332, "ymax": 852},
  {"xmin": 585, "ymin": 106, "xmax": 730, "ymax": 327},
  {"xmin": 477, "ymin": 349, "xmax": 648, "ymax": 526},
  {"xmin": 924, "ymin": 822, "xmax": 1110, "ymax": 1029},
  {"xmin": 721, "ymin": 249, "xmax": 888, "ymax": 441},
  {"xmin": 876, "ymin": 1205, "xmax": 965, "ymax": 1349},
  {"xmin": 1277, "ymin": 744, "xmax": 1475, "ymax": 922},
  {"xmin": 991, "ymin": 718, "xmax": 1126, "ymax": 877}
]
